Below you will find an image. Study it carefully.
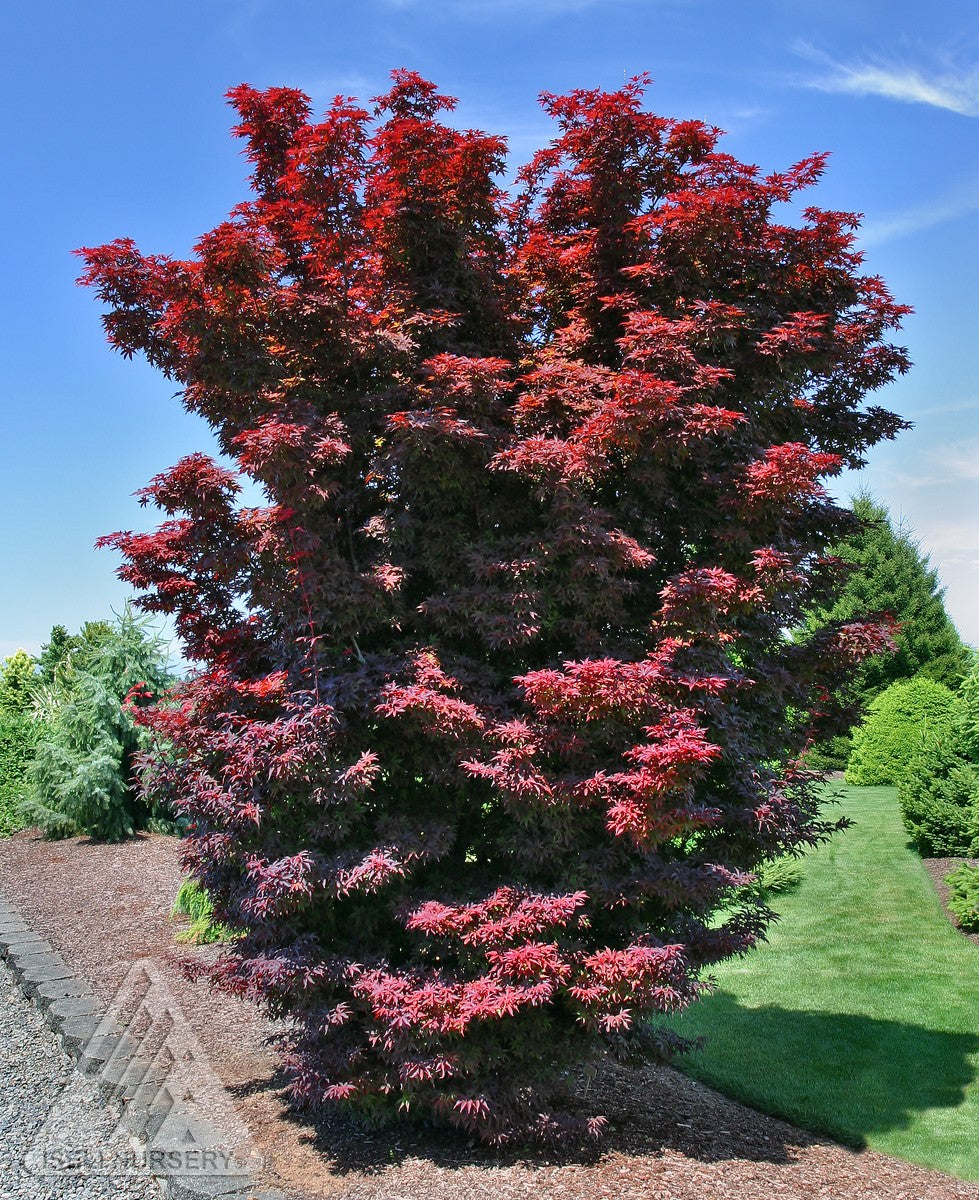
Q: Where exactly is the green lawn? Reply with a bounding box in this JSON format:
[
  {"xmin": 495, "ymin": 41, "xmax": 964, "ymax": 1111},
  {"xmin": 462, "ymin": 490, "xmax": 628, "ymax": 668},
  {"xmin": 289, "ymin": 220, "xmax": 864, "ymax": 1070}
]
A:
[{"xmin": 669, "ymin": 784, "xmax": 979, "ymax": 1180}]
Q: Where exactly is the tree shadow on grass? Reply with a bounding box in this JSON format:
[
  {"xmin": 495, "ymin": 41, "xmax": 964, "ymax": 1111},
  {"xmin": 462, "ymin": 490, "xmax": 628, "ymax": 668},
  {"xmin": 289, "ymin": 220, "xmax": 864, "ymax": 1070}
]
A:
[
  {"xmin": 677, "ymin": 990, "xmax": 979, "ymax": 1149},
  {"xmin": 225, "ymin": 994, "xmax": 978, "ymax": 1180}
]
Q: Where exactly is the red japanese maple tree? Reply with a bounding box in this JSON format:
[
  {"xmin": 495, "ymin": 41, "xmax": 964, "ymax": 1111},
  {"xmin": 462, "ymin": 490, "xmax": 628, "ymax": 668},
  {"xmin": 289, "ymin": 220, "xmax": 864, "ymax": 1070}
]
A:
[{"xmin": 80, "ymin": 72, "xmax": 908, "ymax": 1142}]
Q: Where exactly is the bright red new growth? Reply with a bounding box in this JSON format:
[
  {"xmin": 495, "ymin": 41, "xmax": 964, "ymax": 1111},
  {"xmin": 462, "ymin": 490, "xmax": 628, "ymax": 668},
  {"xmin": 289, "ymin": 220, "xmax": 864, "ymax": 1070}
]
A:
[{"xmin": 79, "ymin": 71, "xmax": 908, "ymax": 1143}]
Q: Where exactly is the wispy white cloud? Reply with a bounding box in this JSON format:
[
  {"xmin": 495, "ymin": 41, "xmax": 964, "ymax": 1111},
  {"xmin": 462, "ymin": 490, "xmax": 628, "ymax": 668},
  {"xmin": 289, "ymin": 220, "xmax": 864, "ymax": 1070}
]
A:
[
  {"xmin": 905, "ymin": 515, "xmax": 979, "ymax": 562},
  {"xmin": 847, "ymin": 439, "xmax": 979, "ymax": 493},
  {"xmin": 693, "ymin": 104, "xmax": 770, "ymax": 137},
  {"xmin": 860, "ymin": 183, "xmax": 979, "ymax": 246},
  {"xmin": 913, "ymin": 396, "xmax": 979, "ymax": 419},
  {"xmin": 382, "ymin": 0, "xmax": 639, "ymax": 13},
  {"xmin": 870, "ymin": 446, "xmax": 979, "ymax": 492},
  {"xmin": 924, "ymin": 441, "xmax": 979, "ymax": 484},
  {"xmin": 794, "ymin": 43, "xmax": 979, "ymax": 117}
]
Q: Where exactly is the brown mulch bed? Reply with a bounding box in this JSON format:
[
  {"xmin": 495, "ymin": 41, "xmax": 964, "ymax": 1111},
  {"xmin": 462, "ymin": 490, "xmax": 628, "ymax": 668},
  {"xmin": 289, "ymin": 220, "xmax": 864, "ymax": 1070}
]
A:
[
  {"xmin": 921, "ymin": 857, "xmax": 979, "ymax": 947},
  {"xmin": 2, "ymin": 830, "xmax": 978, "ymax": 1200}
]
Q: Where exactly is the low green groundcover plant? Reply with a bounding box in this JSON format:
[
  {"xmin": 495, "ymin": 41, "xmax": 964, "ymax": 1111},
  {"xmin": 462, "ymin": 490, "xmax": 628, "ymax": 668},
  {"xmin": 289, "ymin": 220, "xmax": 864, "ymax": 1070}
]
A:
[
  {"xmin": 170, "ymin": 878, "xmax": 240, "ymax": 945},
  {"xmin": 750, "ymin": 856, "xmax": 803, "ymax": 899},
  {"xmin": 801, "ymin": 732, "xmax": 852, "ymax": 774},
  {"xmin": 946, "ymin": 863, "xmax": 979, "ymax": 933},
  {"xmin": 670, "ymin": 785, "xmax": 979, "ymax": 1182}
]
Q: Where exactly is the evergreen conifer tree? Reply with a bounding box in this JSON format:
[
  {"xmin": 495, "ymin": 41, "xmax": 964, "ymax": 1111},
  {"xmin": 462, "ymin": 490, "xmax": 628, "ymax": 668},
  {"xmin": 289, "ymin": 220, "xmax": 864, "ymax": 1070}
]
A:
[
  {"xmin": 802, "ymin": 493, "xmax": 968, "ymax": 703},
  {"xmin": 24, "ymin": 607, "xmax": 174, "ymax": 840},
  {"xmin": 38, "ymin": 626, "xmax": 71, "ymax": 685},
  {"xmin": 958, "ymin": 657, "xmax": 979, "ymax": 762},
  {"xmin": 38, "ymin": 621, "xmax": 115, "ymax": 685},
  {"xmin": 0, "ymin": 650, "xmax": 39, "ymax": 713}
]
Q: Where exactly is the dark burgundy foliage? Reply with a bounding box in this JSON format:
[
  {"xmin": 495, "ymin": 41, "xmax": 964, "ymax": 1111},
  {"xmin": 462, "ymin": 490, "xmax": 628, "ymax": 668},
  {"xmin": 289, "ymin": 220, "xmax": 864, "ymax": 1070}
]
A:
[{"xmin": 80, "ymin": 72, "xmax": 908, "ymax": 1142}]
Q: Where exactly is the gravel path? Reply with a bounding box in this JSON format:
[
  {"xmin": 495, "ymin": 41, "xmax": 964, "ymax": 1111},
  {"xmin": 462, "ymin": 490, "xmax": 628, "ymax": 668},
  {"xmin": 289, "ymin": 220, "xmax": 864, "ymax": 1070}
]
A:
[{"xmin": 0, "ymin": 956, "xmax": 164, "ymax": 1200}]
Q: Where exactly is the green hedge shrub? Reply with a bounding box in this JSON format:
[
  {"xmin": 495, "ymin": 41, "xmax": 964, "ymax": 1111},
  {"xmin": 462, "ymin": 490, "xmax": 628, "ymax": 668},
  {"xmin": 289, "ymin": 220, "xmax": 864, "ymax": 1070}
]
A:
[
  {"xmin": 946, "ymin": 862, "xmax": 979, "ymax": 932},
  {"xmin": 846, "ymin": 677, "xmax": 960, "ymax": 786},
  {"xmin": 898, "ymin": 732, "xmax": 979, "ymax": 857},
  {"xmin": 802, "ymin": 733, "xmax": 852, "ymax": 773},
  {"xmin": 0, "ymin": 710, "xmax": 43, "ymax": 836}
]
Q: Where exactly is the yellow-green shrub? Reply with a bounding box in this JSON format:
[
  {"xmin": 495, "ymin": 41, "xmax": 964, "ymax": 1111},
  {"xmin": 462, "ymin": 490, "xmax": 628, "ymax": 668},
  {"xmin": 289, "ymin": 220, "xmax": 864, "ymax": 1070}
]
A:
[{"xmin": 846, "ymin": 678, "xmax": 960, "ymax": 786}]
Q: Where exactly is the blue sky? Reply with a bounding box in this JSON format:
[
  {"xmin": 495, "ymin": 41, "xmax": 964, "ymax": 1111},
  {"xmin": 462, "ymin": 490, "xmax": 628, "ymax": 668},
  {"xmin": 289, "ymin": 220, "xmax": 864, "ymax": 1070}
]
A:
[{"xmin": 2, "ymin": 0, "xmax": 978, "ymax": 657}]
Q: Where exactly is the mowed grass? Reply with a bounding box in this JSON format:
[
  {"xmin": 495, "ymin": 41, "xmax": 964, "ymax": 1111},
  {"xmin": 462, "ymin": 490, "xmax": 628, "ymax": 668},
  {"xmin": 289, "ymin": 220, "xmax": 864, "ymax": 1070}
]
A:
[{"xmin": 669, "ymin": 785, "xmax": 979, "ymax": 1180}]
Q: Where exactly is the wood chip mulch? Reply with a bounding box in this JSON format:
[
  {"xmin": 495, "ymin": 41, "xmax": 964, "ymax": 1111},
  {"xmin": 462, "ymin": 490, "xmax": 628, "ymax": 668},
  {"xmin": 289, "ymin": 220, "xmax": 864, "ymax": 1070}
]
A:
[{"xmin": 1, "ymin": 829, "xmax": 977, "ymax": 1200}]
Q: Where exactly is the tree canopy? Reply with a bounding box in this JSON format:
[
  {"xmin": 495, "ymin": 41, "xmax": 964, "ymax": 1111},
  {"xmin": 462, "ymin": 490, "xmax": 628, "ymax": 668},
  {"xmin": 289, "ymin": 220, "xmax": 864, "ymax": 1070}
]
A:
[{"xmin": 80, "ymin": 72, "xmax": 909, "ymax": 1142}]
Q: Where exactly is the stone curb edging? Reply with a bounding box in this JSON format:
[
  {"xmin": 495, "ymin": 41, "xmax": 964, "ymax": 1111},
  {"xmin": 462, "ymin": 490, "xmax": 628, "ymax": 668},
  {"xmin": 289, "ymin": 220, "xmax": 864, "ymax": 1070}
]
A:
[{"xmin": 0, "ymin": 890, "xmax": 283, "ymax": 1200}]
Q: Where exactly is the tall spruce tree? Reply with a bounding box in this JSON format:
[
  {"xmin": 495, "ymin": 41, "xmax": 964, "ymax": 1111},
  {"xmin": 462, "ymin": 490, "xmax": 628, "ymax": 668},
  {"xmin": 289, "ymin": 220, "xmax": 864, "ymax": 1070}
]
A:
[
  {"xmin": 38, "ymin": 621, "xmax": 115, "ymax": 685},
  {"xmin": 802, "ymin": 493, "xmax": 969, "ymax": 703},
  {"xmin": 37, "ymin": 626, "xmax": 72, "ymax": 685}
]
